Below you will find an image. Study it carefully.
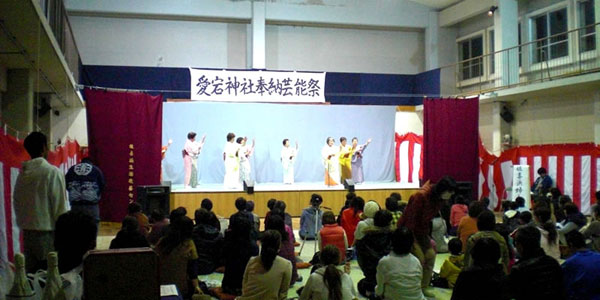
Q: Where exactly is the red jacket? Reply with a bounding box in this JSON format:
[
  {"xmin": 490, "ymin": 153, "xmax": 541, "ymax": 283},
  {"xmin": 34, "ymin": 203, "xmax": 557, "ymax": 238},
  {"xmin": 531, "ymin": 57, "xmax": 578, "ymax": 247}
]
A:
[
  {"xmin": 341, "ymin": 208, "xmax": 362, "ymax": 246},
  {"xmin": 398, "ymin": 181, "xmax": 443, "ymax": 237},
  {"xmin": 320, "ymin": 224, "xmax": 347, "ymax": 261}
]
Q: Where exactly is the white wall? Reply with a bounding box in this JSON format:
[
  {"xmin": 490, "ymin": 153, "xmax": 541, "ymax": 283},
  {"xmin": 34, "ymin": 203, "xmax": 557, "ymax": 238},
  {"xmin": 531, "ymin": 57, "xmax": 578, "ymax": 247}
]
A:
[
  {"xmin": 51, "ymin": 107, "xmax": 88, "ymax": 147},
  {"xmin": 395, "ymin": 111, "xmax": 423, "ymax": 135},
  {"xmin": 266, "ymin": 25, "xmax": 424, "ymax": 73},
  {"xmin": 70, "ymin": 16, "xmax": 247, "ymax": 68}
]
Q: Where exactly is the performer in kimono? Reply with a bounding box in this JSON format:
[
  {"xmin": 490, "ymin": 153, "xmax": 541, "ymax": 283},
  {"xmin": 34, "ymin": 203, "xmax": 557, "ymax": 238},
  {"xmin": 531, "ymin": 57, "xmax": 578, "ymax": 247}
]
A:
[
  {"xmin": 351, "ymin": 137, "xmax": 372, "ymax": 184},
  {"xmin": 223, "ymin": 132, "xmax": 241, "ymax": 189},
  {"xmin": 183, "ymin": 133, "xmax": 206, "ymax": 188},
  {"xmin": 237, "ymin": 137, "xmax": 255, "ymax": 184},
  {"xmin": 281, "ymin": 139, "xmax": 299, "ymax": 184},
  {"xmin": 339, "ymin": 137, "xmax": 353, "ymax": 183},
  {"xmin": 321, "ymin": 137, "xmax": 340, "ymax": 186},
  {"xmin": 160, "ymin": 138, "xmax": 172, "ymax": 181}
]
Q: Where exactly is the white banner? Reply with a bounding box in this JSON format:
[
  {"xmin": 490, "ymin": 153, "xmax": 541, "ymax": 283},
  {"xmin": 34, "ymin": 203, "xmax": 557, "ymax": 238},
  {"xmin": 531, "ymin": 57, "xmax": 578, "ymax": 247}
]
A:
[
  {"xmin": 511, "ymin": 165, "xmax": 531, "ymax": 208},
  {"xmin": 190, "ymin": 68, "xmax": 326, "ymax": 103}
]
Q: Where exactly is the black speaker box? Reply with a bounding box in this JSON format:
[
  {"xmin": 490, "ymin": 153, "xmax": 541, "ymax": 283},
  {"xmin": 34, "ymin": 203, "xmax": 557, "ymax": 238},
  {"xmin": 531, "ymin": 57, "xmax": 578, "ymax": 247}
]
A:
[
  {"xmin": 344, "ymin": 179, "xmax": 355, "ymax": 192},
  {"xmin": 456, "ymin": 181, "xmax": 473, "ymax": 200},
  {"xmin": 244, "ymin": 180, "xmax": 254, "ymax": 194},
  {"xmin": 500, "ymin": 106, "xmax": 514, "ymax": 123},
  {"xmin": 137, "ymin": 185, "xmax": 170, "ymax": 217}
]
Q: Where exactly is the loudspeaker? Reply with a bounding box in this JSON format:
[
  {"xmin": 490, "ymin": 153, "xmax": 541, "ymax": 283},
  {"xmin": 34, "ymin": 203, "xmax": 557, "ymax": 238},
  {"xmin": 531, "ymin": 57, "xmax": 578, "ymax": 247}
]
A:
[
  {"xmin": 83, "ymin": 248, "xmax": 159, "ymax": 300},
  {"xmin": 137, "ymin": 185, "xmax": 170, "ymax": 217},
  {"xmin": 343, "ymin": 179, "xmax": 355, "ymax": 192},
  {"xmin": 500, "ymin": 106, "xmax": 514, "ymax": 123},
  {"xmin": 243, "ymin": 180, "xmax": 254, "ymax": 194},
  {"xmin": 456, "ymin": 181, "xmax": 473, "ymax": 199}
]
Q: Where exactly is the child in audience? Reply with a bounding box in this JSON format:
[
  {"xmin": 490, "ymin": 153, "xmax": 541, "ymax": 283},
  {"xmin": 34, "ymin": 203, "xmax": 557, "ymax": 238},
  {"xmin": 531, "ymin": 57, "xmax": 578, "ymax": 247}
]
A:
[
  {"xmin": 439, "ymin": 238, "xmax": 464, "ymax": 288},
  {"xmin": 375, "ymin": 226, "xmax": 425, "ymax": 300},
  {"xmin": 109, "ymin": 216, "xmax": 149, "ymax": 249},
  {"xmin": 318, "ymin": 211, "xmax": 348, "ymax": 262},
  {"xmin": 386, "ymin": 196, "xmax": 402, "ymax": 227},
  {"xmin": 457, "ymin": 201, "xmax": 484, "ymax": 252},
  {"xmin": 300, "ymin": 245, "xmax": 357, "ymax": 300},
  {"xmin": 432, "ymin": 212, "xmax": 448, "ymax": 253},
  {"xmin": 450, "ymin": 196, "xmax": 468, "ymax": 235},
  {"xmin": 354, "ymin": 200, "xmax": 380, "ymax": 242},
  {"xmin": 340, "ymin": 197, "xmax": 365, "ymax": 246},
  {"xmin": 502, "ymin": 201, "xmax": 520, "ymax": 233}
]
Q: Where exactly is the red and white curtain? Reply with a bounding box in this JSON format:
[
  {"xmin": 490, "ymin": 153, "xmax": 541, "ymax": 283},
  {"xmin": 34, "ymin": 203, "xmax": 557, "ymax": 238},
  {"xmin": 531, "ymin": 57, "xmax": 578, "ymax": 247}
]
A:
[
  {"xmin": 0, "ymin": 132, "xmax": 81, "ymax": 263},
  {"xmin": 395, "ymin": 132, "xmax": 423, "ymax": 184}
]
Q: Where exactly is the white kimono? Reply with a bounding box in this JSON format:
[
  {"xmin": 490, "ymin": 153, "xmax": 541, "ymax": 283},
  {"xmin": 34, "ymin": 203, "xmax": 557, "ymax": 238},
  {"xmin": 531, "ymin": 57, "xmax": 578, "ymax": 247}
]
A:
[
  {"xmin": 239, "ymin": 144, "xmax": 254, "ymax": 183},
  {"xmin": 281, "ymin": 146, "xmax": 298, "ymax": 184},
  {"xmin": 223, "ymin": 142, "xmax": 241, "ymax": 189},
  {"xmin": 321, "ymin": 144, "xmax": 340, "ymax": 186}
]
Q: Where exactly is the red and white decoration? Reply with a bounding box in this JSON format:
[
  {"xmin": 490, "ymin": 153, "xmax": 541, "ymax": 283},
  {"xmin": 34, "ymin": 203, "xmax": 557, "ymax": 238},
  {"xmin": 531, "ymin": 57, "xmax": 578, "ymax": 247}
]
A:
[
  {"xmin": 0, "ymin": 132, "xmax": 81, "ymax": 263},
  {"xmin": 395, "ymin": 132, "xmax": 423, "ymax": 185}
]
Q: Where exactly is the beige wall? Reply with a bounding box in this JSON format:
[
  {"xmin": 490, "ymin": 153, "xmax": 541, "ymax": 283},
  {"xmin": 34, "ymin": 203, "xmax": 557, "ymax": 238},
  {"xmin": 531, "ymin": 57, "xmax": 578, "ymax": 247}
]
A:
[
  {"xmin": 479, "ymin": 102, "xmax": 495, "ymax": 151},
  {"xmin": 51, "ymin": 107, "xmax": 88, "ymax": 148},
  {"xmin": 395, "ymin": 111, "xmax": 423, "ymax": 135}
]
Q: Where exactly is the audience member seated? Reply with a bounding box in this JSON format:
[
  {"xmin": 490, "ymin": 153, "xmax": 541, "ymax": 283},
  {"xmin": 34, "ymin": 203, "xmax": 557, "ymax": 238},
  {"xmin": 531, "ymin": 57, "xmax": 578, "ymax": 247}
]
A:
[
  {"xmin": 337, "ymin": 193, "xmax": 355, "ymax": 225},
  {"xmin": 355, "ymin": 210, "xmax": 393, "ymax": 298},
  {"xmin": 238, "ymin": 230, "xmax": 292, "ymax": 300},
  {"xmin": 156, "ymin": 216, "xmax": 200, "ymax": 299},
  {"xmin": 375, "ymin": 227, "xmax": 425, "ymax": 300},
  {"xmin": 494, "ymin": 224, "xmax": 516, "ymax": 272},
  {"xmin": 265, "ymin": 200, "xmax": 293, "ymax": 230},
  {"xmin": 562, "ymin": 231, "xmax": 600, "ymax": 300},
  {"xmin": 481, "ymin": 197, "xmax": 491, "ymax": 211},
  {"xmin": 54, "ymin": 210, "xmax": 97, "ymax": 274},
  {"xmin": 109, "ymin": 216, "xmax": 150, "ymax": 249},
  {"xmin": 300, "ymin": 194, "xmax": 324, "ymax": 240},
  {"xmin": 386, "ymin": 196, "xmax": 402, "ymax": 227},
  {"xmin": 340, "ymin": 197, "xmax": 365, "ymax": 246},
  {"xmin": 147, "ymin": 209, "xmax": 169, "ymax": 246},
  {"xmin": 265, "ymin": 214, "xmax": 300, "ymax": 284},
  {"xmin": 457, "ymin": 201, "xmax": 484, "ymax": 252},
  {"xmin": 127, "ymin": 202, "xmax": 150, "ymax": 237},
  {"xmin": 533, "ymin": 206, "xmax": 560, "ymax": 261},
  {"xmin": 265, "ymin": 198, "xmax": 277, "ymax": 222},
  {"xmin": 201, "ymin": 198, "xmax": 221, "ymax": 232},
  {"xmin": 509, "ymin": 225, "xmax": 564, "ymax": 300},
  {"xmin": 318, "ymin": 211, "xmax": 348, "ymax": 263},
  {"xmin": 432, "ymin": 212, "xmax": 448, "ymax": 253},
  {"xmin": 558, "ymin": 203, "xmax": 587, "ymax": 244},
  {"xmin": 246, "ymin": 200, "xmax": 260, "ymax": 233},
  {"xmin": 439, "ymin": 238, "xmax": 464, "ymax": 288},
  {"xmin": 556, "ymin": 195, "xmax": 573, "ymax": 223},
  {"xmin": 582, "ymin": 204, "xmax": 600, "ymax": 251},
  {"xmin": 354, "ymin": 200, "xmax": 380, "ymax": 242},
  {"xmin": 502, "ymin": 201, "xmax": 520, "ymax": 233},
  {"xmin": 300, "ymin": 245, "xmax": 357, "ymax": 300},
  {"xmin": 229, "ymin": 197, "xmax": 257, "ymax": 243},
  {"xmin": 170, "ymin": 206, "xmax": 188, "ymax": 224},
  {"xmin": 451, "ymin": 238, "xmax": 510, "ymax": 300},
  {"xmin": 192, "ymin": 208, "xmax": 224, "ymax": 275},
  {"xmin": 515, "ymin": 197, "xmax": 528, "ymax": 213},
  {"xmin": 517, "ymin": 211, "xmax": 533, "ymax": 228},
  {"xmin": 463, "ymin": 210, "xmax": 509, "ymax": 273},
  {"xmin": 222, "ymin": 215, "xmax": 259, "ymax": 295},
  {"xmin": 548, "ymin": 188, "xmax": 563, "ymax": 222},
  {"xmin": 450, "ymin": 196, "xmax": 468, "ymax": 235}
]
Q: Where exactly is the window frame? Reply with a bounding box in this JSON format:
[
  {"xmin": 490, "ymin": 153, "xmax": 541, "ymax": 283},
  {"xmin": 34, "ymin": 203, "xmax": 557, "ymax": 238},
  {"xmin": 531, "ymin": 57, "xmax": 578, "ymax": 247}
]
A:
[
  {"xmin": 526, "ymin": 2, "xmax": 571, "ymax": 69},
  {"xmin": 456, "ymin": 30, "xmax": 487, "ymax": 85}
]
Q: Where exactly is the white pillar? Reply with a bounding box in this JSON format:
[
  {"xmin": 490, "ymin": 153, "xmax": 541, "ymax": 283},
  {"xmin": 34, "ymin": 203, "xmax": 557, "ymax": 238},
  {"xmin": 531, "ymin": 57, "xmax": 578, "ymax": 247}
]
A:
[
  {"xmin": 494, "ymin": 0, "xmax": 519, "ymax": 86},
  {"xmin": 251, "ymin": 1, "xmax": 266, "ymax": 69}
]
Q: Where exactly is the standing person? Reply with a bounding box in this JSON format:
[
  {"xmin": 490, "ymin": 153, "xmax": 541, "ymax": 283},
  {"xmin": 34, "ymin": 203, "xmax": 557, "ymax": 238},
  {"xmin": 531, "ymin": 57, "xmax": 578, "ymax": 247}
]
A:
[
  {"xmin": 65, "ymin": 157, "xmax": 105, "ymax": 225},
  {"xmin": 300, "ymin": 245, "xmax": 358, "ymax": 300},
  {"xmin": 183, "ymin": 132, "xmax": 206, "ymax": 188},
  {"xmin": 350, "ymin": 137, "xmax": 371, "ymax": 184},
  {"xmin": 398, "ymin": 176, "xmax": 457, "ymax": 298},
  {"xmin": 532, "ymin": 167, "xmax": 552, "ymax": 196},
  {"xmin": 237, "ymin": 137, "xmax": 255, "ymax": 185},
  {"xmin": 161, "ymin": 138, "xmax": 172, "ymax": 181},
  {"xmin": 223, "ymin": 132, "xmax": 241, "ymax": 189},
  {"xmin": 13, "ymin": 132, "xmax": 69, "ymax": 273},
  {"xmin": 321, "ymin": 137, "xmax": 340, "ymax": 186},
  {"xmin": 339, "ymin": 137, "xmax": 352, "ymax": 183},
  {"xmin": 281, "ymin": 139, "xmax": 298, "ymax": 184}
]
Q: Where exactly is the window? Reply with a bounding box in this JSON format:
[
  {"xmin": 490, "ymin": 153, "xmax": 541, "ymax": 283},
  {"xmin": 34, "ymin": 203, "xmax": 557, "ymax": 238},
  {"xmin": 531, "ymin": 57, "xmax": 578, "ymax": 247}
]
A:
[
  {"xmin": 518, "ymin": 23, "xmax": 522, "ymax": 67},
  {"xmin": 489, "ymin": 30, "xmax": 495, "ymax": 74},
  {"xmin": 579, "ymin": 0, "xmax": 596, "ymax": 52},
  {"xmin": 532, "ymin": 8, "xmax": 568, "ymax": 62},
  {"xmin": 458, "ymin": 36, "xmax": 483, "ymax": 80}
]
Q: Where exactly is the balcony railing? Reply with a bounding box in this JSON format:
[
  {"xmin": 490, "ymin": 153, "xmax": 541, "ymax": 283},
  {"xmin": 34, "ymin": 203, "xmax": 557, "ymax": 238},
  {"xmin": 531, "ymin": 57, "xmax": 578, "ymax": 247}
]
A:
[{"xmin": 441, "ymin": 22, "xmax": 600, "ymax": 96}]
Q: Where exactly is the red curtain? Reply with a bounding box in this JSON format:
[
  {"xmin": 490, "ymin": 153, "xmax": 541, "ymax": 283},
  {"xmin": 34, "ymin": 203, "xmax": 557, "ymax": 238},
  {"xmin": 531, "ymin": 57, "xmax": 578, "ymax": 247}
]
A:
[
  {"xmin": 423, "ymin": 97, "xmax": 479, "ymax": 195},
  {"xmin": 395, "ymin": 132, "xmax": 423, "ymax": 183},
  {"xmin": 85, "ymin": 89, "xmax": 163, "ymax": 222}
]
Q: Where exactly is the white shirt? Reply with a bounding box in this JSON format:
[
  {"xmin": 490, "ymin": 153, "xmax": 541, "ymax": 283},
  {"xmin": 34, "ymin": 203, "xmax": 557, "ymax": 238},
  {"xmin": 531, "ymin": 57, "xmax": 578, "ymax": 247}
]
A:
[
  {"xmin": 299, "ymin": 266, "xmax": 357, "ymax": 300},
  {"xmin": 14, "ymin": 157, "xmax": 69, "ymax": 231},
  {"xmin": 375, "ymin": 252, "xmax": 426, "ymax": 300}
]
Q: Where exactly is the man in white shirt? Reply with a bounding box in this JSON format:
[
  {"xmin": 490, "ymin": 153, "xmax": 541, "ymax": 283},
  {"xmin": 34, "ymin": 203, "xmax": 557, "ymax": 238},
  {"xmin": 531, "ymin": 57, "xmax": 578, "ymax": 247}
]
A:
[{"xmin": 14, "ymin": 132, "xmax": 69, "ymax": 272}]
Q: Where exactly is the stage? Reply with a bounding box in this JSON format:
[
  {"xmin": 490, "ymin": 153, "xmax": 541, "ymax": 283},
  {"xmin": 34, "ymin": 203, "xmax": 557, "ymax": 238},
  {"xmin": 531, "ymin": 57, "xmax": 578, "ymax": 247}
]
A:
[{"xmin": 170, "ymin": 181, "xmax": 421, "ymax": 217}]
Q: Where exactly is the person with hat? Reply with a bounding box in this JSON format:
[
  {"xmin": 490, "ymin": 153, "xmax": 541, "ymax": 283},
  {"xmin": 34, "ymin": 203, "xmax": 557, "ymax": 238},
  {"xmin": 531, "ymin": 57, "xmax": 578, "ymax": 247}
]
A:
[{"xmin": 354, "ymin": 200, "xmax": 381, "ymax": 243}]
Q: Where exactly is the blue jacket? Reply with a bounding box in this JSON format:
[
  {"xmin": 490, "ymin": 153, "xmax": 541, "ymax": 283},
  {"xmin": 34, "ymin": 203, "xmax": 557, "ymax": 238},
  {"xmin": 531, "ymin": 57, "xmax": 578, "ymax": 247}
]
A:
[
  {"xmin": 300, "ymin": 206, "xmax": 323, "ymax": 239},
  {"xmin": 562, "ymin": 250, "xmax": 600, "ymax": 300}
]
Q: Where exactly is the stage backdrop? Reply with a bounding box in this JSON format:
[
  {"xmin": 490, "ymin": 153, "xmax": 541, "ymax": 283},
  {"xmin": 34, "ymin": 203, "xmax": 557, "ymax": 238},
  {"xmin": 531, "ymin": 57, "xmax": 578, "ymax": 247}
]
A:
[{"xmin": 162, "ymin": 102, "xmax": 396, "ymax": 185}]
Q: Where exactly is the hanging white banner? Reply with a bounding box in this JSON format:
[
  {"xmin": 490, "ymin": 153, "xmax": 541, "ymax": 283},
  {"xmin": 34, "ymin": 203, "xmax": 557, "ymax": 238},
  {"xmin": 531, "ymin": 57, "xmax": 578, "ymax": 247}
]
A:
[
  {"xmin": 511, "ymin": 165, "xmax": 531, "ymax": 209},
  {"xmin": 189, "ymin": 68, "xmax": 326, "ymax": 103}
]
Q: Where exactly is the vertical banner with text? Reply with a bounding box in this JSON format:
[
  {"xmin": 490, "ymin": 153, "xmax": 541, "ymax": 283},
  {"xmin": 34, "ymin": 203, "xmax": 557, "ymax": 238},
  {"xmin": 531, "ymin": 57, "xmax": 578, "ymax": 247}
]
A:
[{"xmin": 511, "ymin": 165, "xmax": 531, "ymax": 208}]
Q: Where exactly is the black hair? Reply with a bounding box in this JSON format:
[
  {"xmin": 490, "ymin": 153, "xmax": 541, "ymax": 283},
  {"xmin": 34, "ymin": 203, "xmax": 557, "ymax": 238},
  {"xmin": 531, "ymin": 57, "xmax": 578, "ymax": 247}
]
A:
[
  {"xmin": 471, "ymin": 237, "xmax": 500, "ymax": 266},
  {"xmin": 201, "ymin": 198, "xmax": 213, "ymax": 211},
  {"xmin": 274, "ymin": 200, "xmax": 287, "ymax": 213},
  {"xmin": 326, "ymin": 137, "xmax": 333, "ymax": 144},
  {"xmin": 509, "ymin": 201, "xmax": 519, "ymax": 210},
  {"xmin": 550, "ymin": 187, "xmax": 562, "ymax": 198},
  {"xmin": 127, "ymin": 202, "xmax": 142, "ymax": 215},
  {"xmin": 431, "ymin": 176, "xmax": 457, "ymax": 201},
  {"xmin": 54, "ymin": 210, "xmax": 98, "ymax": 273},
  {"xmin": 24, "ymin": 132, "xmax": 47, "ymax": 158},
  {"xmin": 230, "ymin": 213, "xmax": 252, "ymax": 240},
  {"xmin": 169, "ymin": 207, "xmax": 187, "ymax": 225},
  {"xmin": 227, "ymin": 132, "xmax": 235, "ymax": 142},
  {"xmin": 260, "ymin": 230, "xmax": 282, "ymax": 271},
  {"xmin": 596, "ymin": 190, "xmax": 600, "ymax": 201},
  {"xmin": 534, "ymin": 206, "xmax": 557, "ymax": 245},
  {"xmin": 310, "ymin": 194, "xmax": 323, "ymax": 207},
  {"xmin": 515, "ymin": 197, "xmax": 525, "ymax": 207},
  {"xmin": 374, "ymin": 210, "xmax": 393, "ymax": 228},
  {"xmin": 481, "ymin": 197, "xmax": 490, "ymax": 208},
  {"xmin": 537, "ymin": 167, "xmax": 547, "ymax": 175},
  {"xmin": 346, "ymin": 192, "xmax": 356, "ymax": 201},
  {"xmin": 236, "ymin": 137, "xmax": 244, "ymax": 144},
  {"xmin": 566, "ymin": 231, "xmax": 586, "ymax": 249},
  {"xmin": 122, "ymin": 216, "xmax": 140, "ymax": 232},
  {"xmin": 194, "ymin": 208, "xmax": 212, "ymax": 226},
  {"xmin": 246, "ymin": 200, "xmax": 255, "ymax": 212},
  {"xmin": 157, "ymin": 216, "xmax": 194, "ymax": 256},
  {"xmin": 455, "ymin": 195, "xmax": 467, "ymax": 205},
  {"xmin": 352, "ymin": 137, "xmax": 358, "ymax": 142},
  {"xmin": 559, "ymin": 195, "xmax": 572, "ymax": 207},
  {"xmin": 265, "ymin": 214, "xmax": 289, "ymax": 242},
  {"xmin": 320, "ymin": 245, "xmax": 343, "ymax": 300},
  {"xmin": 339, "ymin": 137, "xmax": 347, "ymax": 143},
  {"xmin": 322, "ymin": 211, "xmax": 336, "ymax": 225},
  {"xmin": 282, "ymin": 139, "xmax": 289, "ymax": 146},
  {"xmin": 392, "ymin": 227, "xmax": 413, "ymax": 255},
  {"xmin": 468, "ymin": 201, "xmax": 484, "ymax": 218},
  {"xmin": 564, "ymin": 202, "xmax": 579, "ymax": 215},
  {"xmin": 515, "ymin": 225, "xmax": 541, "ymax": 253},
  {"xmin": 187, "ymin": 132, "xmax": 197, "ymax": 139},
  {"xmin": 81, "ymin": 157, "xmax": 93, "ymax": 164},
  {"xmin": 385, "ymin": 197, "xmax": 399, "ymax": 212},
  {"xmin": 267, "ymin": 199, "xmax": 277, "ymax": 211},
  {"xmin": 235, "ymin": 197, "xmax": 247, "ymax": 211},
  {"xmin": 448, "ymin": 238, "xmax": 462, "ymax": 256},
  {"xmin": 351, "ymin": 197, "xmax": 365, "ymax": 216},
  {"xmin": 150, "ymin": 209, "xmax": 165, "ymax": 223},
  {"xmin": 389, "ymin": 192, "xmax": 402, "ymax": 201},
  {"xmin": 519, "ymin": 211, "xmax": 533, "ymax": 224},
  {"xmin": 494, "ymin": 223, "xmax": 514, "ymax": 260},
  {"xmin": 476, "ymin": 210, "xmax": 496, "ymax": 231}
]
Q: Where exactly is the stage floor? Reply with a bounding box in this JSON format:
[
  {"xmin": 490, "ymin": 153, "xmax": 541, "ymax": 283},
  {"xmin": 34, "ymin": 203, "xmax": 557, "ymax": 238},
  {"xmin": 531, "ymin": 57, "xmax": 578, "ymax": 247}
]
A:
[{"xmin": 171, "ymin": 181, "xmax": 419, "ymax": 193}]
